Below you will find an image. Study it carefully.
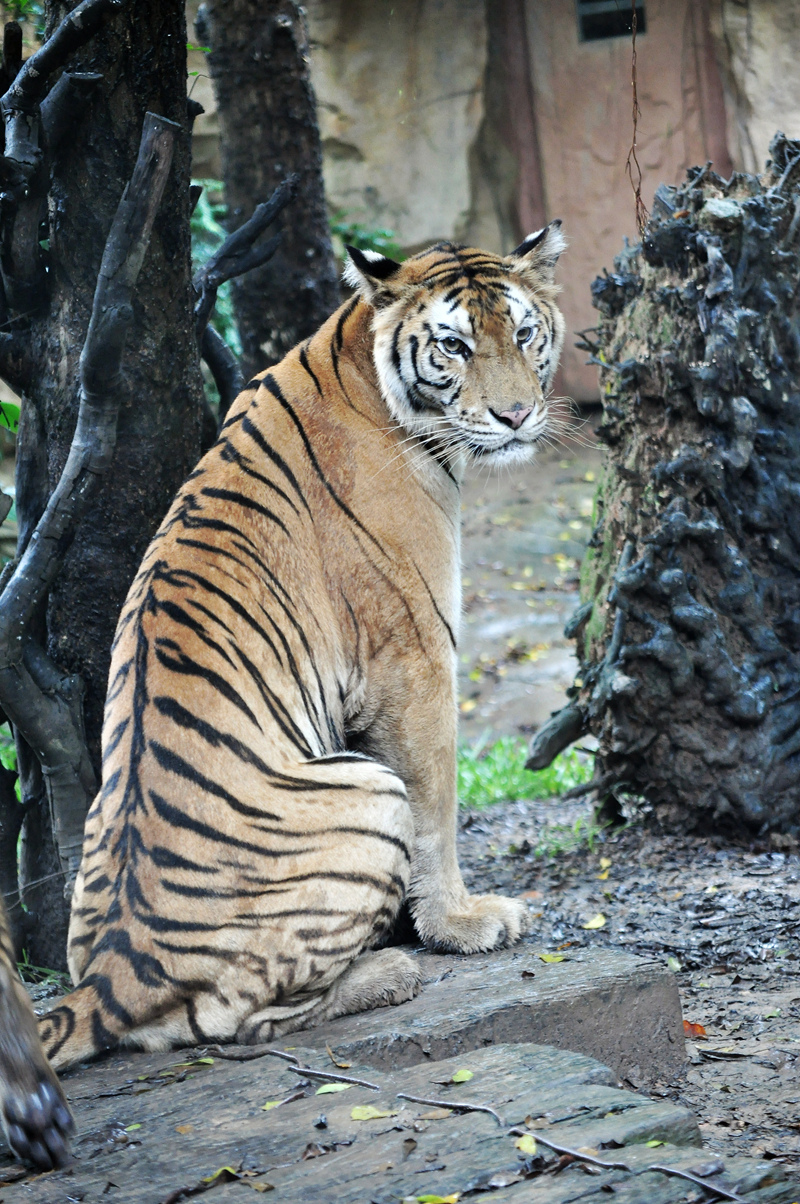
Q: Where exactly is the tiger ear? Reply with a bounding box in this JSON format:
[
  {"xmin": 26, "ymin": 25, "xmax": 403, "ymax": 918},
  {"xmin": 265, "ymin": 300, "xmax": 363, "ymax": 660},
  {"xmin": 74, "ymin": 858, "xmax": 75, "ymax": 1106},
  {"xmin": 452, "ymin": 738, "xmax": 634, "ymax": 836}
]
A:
[
  {"xmin": 508, "ymin": 220, "xmax": 566, "ymax": 286},
  {"xmin": 343, "ymin": 245, "xmax": 403, "ymax": 305}
]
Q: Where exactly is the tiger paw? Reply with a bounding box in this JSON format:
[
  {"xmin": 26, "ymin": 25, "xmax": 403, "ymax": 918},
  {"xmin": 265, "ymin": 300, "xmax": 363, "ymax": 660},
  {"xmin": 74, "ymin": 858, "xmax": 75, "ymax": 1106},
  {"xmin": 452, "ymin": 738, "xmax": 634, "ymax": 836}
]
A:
[
  {"xmin": 417, "ymin": 893, "xmax": 530, "ymax": 954},
  {"xmin": 3, "ymin": 1079, "xmax": 74, "ymax": 1170}
]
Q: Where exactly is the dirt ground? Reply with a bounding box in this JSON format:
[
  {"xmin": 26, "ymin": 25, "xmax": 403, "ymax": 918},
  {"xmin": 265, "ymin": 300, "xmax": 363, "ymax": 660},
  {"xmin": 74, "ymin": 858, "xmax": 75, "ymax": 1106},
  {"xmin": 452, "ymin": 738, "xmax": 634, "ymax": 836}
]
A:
[{"xmin": 453, "ymin": 431, "xmax": 800, "ymax": 1179}]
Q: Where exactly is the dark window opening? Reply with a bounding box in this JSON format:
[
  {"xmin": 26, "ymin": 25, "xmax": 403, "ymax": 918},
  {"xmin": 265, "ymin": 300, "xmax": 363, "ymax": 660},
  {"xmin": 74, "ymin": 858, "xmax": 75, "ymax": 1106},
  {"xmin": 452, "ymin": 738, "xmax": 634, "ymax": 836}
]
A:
[{"xmin": 577, "ymin": 1, "xmax": 646, "ymax": 42}]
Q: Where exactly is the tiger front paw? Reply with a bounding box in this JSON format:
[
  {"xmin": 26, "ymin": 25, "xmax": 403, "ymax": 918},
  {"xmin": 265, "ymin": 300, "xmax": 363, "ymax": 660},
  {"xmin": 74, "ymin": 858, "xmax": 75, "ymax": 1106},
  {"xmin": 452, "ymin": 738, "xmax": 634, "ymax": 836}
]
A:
[{"xmin": 416, "ymin": 892, "xmax": 530, "ymax": 954}]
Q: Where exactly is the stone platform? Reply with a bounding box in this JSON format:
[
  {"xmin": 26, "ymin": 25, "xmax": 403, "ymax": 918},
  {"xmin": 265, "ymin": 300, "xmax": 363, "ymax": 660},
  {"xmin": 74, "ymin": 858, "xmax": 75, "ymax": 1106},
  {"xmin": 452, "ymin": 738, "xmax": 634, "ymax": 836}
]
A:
[
  {"xmin": 300, "ymin": 945, "xmax": 686, "ymax": 1086},
  {"xmin": 2, "ymin": 1040, "xmax": 793, "ymax": 1203}
]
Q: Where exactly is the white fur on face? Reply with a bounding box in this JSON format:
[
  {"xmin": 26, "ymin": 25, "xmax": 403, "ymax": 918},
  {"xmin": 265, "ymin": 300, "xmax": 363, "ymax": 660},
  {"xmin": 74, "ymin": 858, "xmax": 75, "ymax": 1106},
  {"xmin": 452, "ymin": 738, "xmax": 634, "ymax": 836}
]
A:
[{"xmin": 370, "ymin": 277, "xmax": 562, "ymax": 470}]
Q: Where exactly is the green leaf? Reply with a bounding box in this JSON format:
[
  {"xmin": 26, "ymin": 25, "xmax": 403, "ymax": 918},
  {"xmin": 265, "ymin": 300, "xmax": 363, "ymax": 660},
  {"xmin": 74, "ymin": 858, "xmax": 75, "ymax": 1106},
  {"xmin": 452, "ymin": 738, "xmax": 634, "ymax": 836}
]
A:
[
  {"xmin": 315, "ymin": 1082, "xmax": 352, "ymax": 1094},
  {"xmin": 644, "ymin": 1139, "xmax": 664, "ymax": 1148},
  {"xmin": 124, "ymin": 1123, "xmax": 142, "ymax": 1131},
  {"xmin": 261, "ymin": 1101, "xmax": 280, "ymax": 1111},
  {"xmin": 539, "ymin": 953, "xmax": 566, "ymax": 963},
  {"xmin": 451, "ymin": 1068, "xmax": 473, "ymax": 1083},
  {"xmin": 186, "ymin": 42, "xmax": 211, "ymax": 52},
  {"xmin": 666, "ymin": 956, "xmax": 682, "ymax": 973},
  {"xmin": 0, "ymin": 402, "xmax": 20, "ymax": 433}
]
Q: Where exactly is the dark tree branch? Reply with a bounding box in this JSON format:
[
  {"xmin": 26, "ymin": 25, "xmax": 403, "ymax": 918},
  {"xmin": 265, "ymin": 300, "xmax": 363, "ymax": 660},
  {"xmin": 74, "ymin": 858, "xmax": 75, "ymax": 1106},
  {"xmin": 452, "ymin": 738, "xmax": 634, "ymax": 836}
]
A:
[
  {"xmin": 201, "ymin": 322, "xmax": 244, "ymax": 422},
  {"xmin": 40, "ymin": 71, "xmax": 102, "ymax": 158},
  {"xmin": 193, "ymin": 173, "xmax": 297, "ymax": 337},
  {"xmin": 0, "ymin": 111, "xmax": 177, "ymax": 879}
]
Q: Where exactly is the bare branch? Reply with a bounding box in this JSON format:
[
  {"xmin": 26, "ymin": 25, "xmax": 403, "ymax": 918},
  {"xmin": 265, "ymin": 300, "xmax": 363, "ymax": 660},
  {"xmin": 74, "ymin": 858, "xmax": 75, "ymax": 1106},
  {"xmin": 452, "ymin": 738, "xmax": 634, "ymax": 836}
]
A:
[
  {"xmin": 193, "ymin": 174, "xmax": 297, "ymax": 337},
  {"xmin": 201, "ymin": 323, "xmax": 243, "ymax": 422},
  {"xmin": 0, "ymin": 111, "xmax": 178, "ymax": 878}
]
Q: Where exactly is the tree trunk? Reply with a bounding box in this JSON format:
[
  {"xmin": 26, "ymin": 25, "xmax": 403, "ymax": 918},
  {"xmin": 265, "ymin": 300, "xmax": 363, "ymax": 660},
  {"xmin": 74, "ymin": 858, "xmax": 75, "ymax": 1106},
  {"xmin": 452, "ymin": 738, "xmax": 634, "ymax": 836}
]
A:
[
  {"xmin": 201, "ymin": 0, "xmax": 339, "ymax": 380},
  {"xmin": 530, "ymin": 135, "xmax": 800, "ymax": 837},
  {"xmin": 12, "ymin": 0, "xmax": 203, "ymax": 964}
]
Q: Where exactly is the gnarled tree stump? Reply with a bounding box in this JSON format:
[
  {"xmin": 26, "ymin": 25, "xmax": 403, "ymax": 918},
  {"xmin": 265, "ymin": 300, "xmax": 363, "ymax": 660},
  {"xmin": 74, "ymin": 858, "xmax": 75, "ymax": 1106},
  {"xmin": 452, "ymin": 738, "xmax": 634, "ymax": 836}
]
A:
[{"xmin": 531, "ymin": 134, "xmax": 800, "ymax": 836}]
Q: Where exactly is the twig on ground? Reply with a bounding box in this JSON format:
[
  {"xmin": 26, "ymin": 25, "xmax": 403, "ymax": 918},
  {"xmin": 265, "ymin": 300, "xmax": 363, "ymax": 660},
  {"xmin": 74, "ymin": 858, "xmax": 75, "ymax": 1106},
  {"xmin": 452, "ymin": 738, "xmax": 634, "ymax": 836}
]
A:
[{"xmin": 397, "ymin": 1092, "xmax": 503, "ymax": 1126}]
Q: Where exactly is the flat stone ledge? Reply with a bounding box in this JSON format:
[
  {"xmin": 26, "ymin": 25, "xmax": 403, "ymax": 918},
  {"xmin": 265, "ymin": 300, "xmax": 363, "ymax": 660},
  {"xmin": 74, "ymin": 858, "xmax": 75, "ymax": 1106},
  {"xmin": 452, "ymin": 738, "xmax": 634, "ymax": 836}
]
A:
[
  {"xmin": 299, "ymin": 945, "xmax": 686, "ymax": 1086},
  {"xmin": 3, "ymin": 1040, "xmax": 792, "ymax": 1203}
]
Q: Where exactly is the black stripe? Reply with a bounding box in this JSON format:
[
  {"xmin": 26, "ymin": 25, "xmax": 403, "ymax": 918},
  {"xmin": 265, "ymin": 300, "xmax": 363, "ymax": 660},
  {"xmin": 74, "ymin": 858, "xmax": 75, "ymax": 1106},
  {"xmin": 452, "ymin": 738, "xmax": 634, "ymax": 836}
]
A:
[
  {"xmin": 149, "ymin": 738, "xmax": 282, "ymax": 821},
  {"xmin": 263, "ymin": 374, "xmax": 390, "ymax": 560},
  {"xmin": 153, "ymin": 639, "xmax": 263, "ymax": 731},
  {"xmin": 200, "ymin": 486, "xmax": 291, "ymax": 536},
  {"xmin": 219, "ymin": 439, "xmax": 301, "ymax": 516},
  {"xmin": 299, "ymin": 344, "xmax": 323, "ymax": 395},
  {"xmin": 241, "ymin": 415, "xmax": 312, "ymax": 515}
]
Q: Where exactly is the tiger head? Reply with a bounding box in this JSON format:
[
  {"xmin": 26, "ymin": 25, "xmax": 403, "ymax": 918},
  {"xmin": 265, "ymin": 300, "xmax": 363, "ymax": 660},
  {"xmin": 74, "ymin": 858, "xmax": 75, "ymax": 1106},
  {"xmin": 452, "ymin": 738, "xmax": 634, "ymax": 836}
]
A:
[{"xmin": 344, "ymin": 223, "xmax": 567, "ymax": 469}]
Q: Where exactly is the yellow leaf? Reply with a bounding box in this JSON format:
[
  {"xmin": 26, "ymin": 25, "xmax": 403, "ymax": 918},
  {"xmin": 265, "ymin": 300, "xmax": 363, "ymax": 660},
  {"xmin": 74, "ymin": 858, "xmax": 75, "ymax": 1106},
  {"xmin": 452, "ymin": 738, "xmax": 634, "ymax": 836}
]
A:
[
  {"xmin": 419, "ymin": 1108, "xmax": 452, "ymax": 1119},
  {"xmin": 125, "ymin": 1123, "xmax": 142, "ymax": 1131},
  {"xmin": 599, "ymin": 856, "xmax": 612, "ymax": 869},
  {"xmin": 459, "ymin": 699, "xmax": 477, "ymax": 714},
  {"xmin": 261, "ymin": 1101, "xmax": 280, "ymax": 1111},
  {"xmin": 351, "ymin": 1105, "xmax": 398, "ymax": 1121},
  {"xmin": 597, "ymin": 869, "xmax": 610, "ymax": 880},
  {"xmin": 582, "ymin": 913, "xmax": 606, "ymax": 930},
  {"xmin": 201, "ymin": 1167, "xmax": 239, "ymax": 1186},
  {"xmin": 415, "ymin": 1196, "xmax": 460, "ymax": 1204},
  {"xmin": 583, "ymin": 471, "xmax": 596, "ymax": 482},
  {"xmin": 175, "ymin": 1124, "xmax": 193, "ymax": 1134},
  {"xmin": 515, "ymin": 1134, "xmax": 537, "ymax": 1155},
  {"xmin": 644, "ymin": 1140, "xmax": 664, "ymax": 1148},
  {"xmin": 451, "ymin": 1069, "xmax": 473, "ymax": 1083},
  {"xmin": 315, "ymin": 1082, "xmax": 351, "ymax": 1094},
  {"xmin": 326, "ymin": 1044, "xmax": 351, "ymax": 1069},
  {"xmin": 539, "ymin": 953, "xmax": 566, "ymax": 963}
]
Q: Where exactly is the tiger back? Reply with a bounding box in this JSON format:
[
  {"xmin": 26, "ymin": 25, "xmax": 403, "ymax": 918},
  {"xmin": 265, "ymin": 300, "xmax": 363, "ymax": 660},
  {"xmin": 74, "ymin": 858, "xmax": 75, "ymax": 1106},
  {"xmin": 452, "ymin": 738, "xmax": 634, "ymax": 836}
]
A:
[{"xmin": 39, "ymin": 226, "xmax": 567, "ymax": 1070}]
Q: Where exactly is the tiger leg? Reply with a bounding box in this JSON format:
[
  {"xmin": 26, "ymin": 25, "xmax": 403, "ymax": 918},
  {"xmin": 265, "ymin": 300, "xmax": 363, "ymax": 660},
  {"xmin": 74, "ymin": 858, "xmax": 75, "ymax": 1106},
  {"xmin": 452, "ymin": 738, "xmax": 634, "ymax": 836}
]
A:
[
  {"xmin": 371, "ymin": 674, "xmax": 530, "ymax": 954},
  {"xmin": 0, "ymin": 902, "xmax": 73, "ymax": 1168},
  {"xmin": 236, "ymin": 948, "xmax": 422, "ymax": 1044}
]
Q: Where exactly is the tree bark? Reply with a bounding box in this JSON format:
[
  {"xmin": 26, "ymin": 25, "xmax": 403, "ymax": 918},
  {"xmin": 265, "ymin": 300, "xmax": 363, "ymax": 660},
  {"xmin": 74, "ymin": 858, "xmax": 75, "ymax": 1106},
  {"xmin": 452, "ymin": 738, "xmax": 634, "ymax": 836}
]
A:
[
  {"xmin": 531, "ymin": 136, "xmax": 800, "ymax": 837},
  {"xmin": 10, "ymin": 0, "xmax": 203, "ymax": 964},
  {"xmin": 201, "ymin": 0, "xmax": 339, "ymax": 379}
]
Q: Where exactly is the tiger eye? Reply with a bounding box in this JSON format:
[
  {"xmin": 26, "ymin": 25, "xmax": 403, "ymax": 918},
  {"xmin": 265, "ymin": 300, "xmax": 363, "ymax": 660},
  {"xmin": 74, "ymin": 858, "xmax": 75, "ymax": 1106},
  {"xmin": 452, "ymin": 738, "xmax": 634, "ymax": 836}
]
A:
[
  {"xmin": 517, "ymin": 326, "xmax": 533, "ymax": 344},
  {"xmin": 441, "ymin": 336, "xmax": 466, "ymax": 355}
]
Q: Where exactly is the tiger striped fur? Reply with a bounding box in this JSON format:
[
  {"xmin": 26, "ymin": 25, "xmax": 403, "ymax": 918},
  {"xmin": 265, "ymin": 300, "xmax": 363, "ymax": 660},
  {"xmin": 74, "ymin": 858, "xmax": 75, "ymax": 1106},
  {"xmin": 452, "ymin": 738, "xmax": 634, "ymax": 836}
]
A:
[
  {"xmin": 0, "ymin": 898, "xmax": 73, "ymax": 1166},
  {"xmin": 39, "ymin": 225, "xmax": 567, "ymax": 1070}
]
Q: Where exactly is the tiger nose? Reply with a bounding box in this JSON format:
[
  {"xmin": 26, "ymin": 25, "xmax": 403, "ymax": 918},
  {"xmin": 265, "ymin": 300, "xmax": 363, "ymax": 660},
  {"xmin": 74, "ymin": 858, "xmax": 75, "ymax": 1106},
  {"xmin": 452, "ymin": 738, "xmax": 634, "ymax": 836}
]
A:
[{"xmin": 492, "ymin": 406, "xmax": 533, "ymax": 430}]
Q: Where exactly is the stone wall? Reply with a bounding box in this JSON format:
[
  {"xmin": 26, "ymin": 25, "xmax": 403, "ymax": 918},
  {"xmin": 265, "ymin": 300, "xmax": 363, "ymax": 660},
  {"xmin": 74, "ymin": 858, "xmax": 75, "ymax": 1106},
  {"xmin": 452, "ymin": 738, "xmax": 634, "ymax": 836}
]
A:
[{"xmin": 710, "ymin": 0, "xmax": 800, "ymax": 175}]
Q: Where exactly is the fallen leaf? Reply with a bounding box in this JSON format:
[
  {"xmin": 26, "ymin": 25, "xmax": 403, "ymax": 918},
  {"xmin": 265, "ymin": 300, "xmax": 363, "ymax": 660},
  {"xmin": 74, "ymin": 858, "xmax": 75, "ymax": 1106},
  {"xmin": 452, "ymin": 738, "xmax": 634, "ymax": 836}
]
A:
[
  {"xmin": 261, "ymin": 1101, "xmax": 280, "ymax": 1111},
  {"xmin": 515, "ymin": 1134, "xmax": 537, "ymax": 1155},
  {"xmin": 125, "ymin": 1124, "xmax": 142, "ymax": 1131},
  {"xmin": 301, "ymin": 1142, "xmax": 330, "ymax": 1160},
  {"xmin": 202, "ymin": 1166, "xmax": 240, "ymax": 1186},
  {"xmin": 539, "ymin": 953, "xmax": 566, "ymax": 963},
  {"xmin": 418, "ymin": 1108, "xmax": 452, "ymax": 1120},
  {"xmin": 597, "ymin": 869, "xmax": 610, "ymax": 880},
  {"xmin": 432, "ymin": 1068, "xmax": 473, "ymax": 1086},
  {"xmin": 644, "ymin": 1139, "xmax": 665, "ymax": 1148},
  {"xmin": 599, "ymin": 856, "xmax": 612, "ymax": 870},
  {"xmin": 326, "ymin": 1044, "xmax": 351, "ymax": 1069},
  {"xmin": 582, "ymin": 913, "xmax": 606, "ymax": 930},
  {"xmin": 403, "ymin": 1137, "xmax": 418, "ymax": 1159},
  {"xmin": 684, "ymin": 1020, "xmax": 707, "ymax": 1038},
  {"xmin": 763, "ymin": 1008, "xmax": 781, "ymax": 1019},
  {"xmin": 667, "ymin": 956, "xmax": 682, "ymax": 973},
  {"xmin": 315, "ymin": 1082, "xmax": 352, "ymax": 1095},
  {"xmin": 414, "ymin": 1196, "xmax": 460, "ymax": 1204},
  {"xmin": 577, "ymin": 1146, "xmax": 600, "ymax": 1156},
  {"xmin": 248, "ymin": 1183, "xmax": 274, "ymax": 1193},
  {"xmin": 521, "ymin": 889, "xmax": 542, "ymax": 900},
  {"xmin": 175, "ymin": 1124, "xmax": 193, "ymax": 1135},
  {"xmin": 351, "ymin": 1105, "xmax": 398, "ymax": 1121}
]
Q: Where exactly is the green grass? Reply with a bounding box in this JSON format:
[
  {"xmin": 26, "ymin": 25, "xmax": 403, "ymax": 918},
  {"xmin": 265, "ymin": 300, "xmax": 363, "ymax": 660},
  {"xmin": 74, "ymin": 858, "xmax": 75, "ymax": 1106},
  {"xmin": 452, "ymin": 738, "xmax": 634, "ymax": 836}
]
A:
[{"xmin": 457, "ymin": 737, "xmax": 593, "ymax": 809}]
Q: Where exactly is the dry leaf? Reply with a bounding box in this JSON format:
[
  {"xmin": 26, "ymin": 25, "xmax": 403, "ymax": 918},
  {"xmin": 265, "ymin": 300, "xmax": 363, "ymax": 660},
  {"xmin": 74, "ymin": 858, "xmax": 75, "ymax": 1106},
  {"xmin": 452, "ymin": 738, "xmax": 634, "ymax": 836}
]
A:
[
  {"xmin": 175, "ymin": 1124, "xmax": 193, "ymax": 1135},
  {"xmin": 515, "ymin": 1134, "xmax": 537, "ymax": 1155},
  {"xmin": 261, "ymin": 1101, "xmax": 280, "ymax": 1111},
  {"xmin": 418, "ymin": 1108, "xmax": 452, "ymax": 1120},
  {"xmin": 326, "ymin": 1044, "xmax": 351, "ymax": 1069},
  {"xmin": 597, "ymin": 869, "xmax": 610, "ymax": 880},
  {"xmin": 582, "ymin": 913, "xmax": 606, "ymax": 930},
  {"xmin": 684, "ymin": 1020, "xmax": 707, "ymax": 1039},
  {"xmin": 351, "ymin": 1105, "xmax": 398, "ymax": 1121},
  {"xmin": 402, "ymin": 1137, "xmax": 418, "ymax": 1160},
  {"xmin": 315, "ymin": 1082, "xmax": 351, "ymax": 1095}
]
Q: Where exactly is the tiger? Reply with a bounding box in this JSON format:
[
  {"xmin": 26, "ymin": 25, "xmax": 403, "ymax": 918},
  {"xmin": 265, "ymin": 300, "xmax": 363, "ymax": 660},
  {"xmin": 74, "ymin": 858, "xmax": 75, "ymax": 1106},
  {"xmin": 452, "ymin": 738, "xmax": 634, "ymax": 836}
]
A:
[
  {"xmin": 0, "ymin": 898, "xmax": 73, "ymax": 1167},
  {"xmin": 38, "ymin": 223, "xmax": 567, "ymax": 1071}
]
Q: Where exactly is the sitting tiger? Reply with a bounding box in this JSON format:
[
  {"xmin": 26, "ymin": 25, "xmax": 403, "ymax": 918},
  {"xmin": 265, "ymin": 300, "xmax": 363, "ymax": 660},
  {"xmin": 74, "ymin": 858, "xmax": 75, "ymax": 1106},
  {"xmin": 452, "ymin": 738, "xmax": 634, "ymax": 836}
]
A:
[
  {"xmin": 0, "ymin": 898, "xmax": 73, "ymax": 1167},
  {"xmin": 38, "ymin": 223, "xmax": 566, "ymax": 1070}
]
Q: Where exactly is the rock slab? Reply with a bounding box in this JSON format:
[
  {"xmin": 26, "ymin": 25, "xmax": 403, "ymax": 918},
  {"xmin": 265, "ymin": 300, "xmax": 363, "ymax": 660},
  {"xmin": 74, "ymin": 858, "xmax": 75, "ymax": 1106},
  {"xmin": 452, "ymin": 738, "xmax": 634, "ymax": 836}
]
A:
[
  {"xmin": 0, "ymin": 1040, "xmax": 793, "ymax": 1203},
  {"xmin": 300, "ymin": 945, "xmax": 686, "ymax": 1086}
]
